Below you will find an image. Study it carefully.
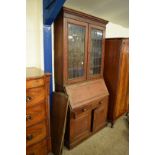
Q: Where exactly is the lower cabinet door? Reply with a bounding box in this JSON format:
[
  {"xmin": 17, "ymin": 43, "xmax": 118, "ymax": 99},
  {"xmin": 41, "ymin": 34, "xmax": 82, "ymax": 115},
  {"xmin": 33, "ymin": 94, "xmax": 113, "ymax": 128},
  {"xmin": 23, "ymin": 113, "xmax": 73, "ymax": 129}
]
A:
[
  {"xmin": 26, "ymin": 139, "xmax": 48, "ymax": 155},
  {"xmin": 70, "ymin": 111, "xmax": 91, "ymax": 143},
  {"xmin": 92, "ymin": 102, "xmax": 108, "ymax": 132}
]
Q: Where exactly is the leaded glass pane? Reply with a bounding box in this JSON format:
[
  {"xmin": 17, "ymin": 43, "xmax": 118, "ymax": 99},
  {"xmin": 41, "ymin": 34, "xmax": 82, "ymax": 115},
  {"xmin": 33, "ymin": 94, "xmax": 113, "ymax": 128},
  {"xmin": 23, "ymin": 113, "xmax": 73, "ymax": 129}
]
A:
[
  {"xmin": 68, "ymin": 23, "xmax": 85, "ymax": 79},
  {"xmin": 89, "ymin": 29, "xmax": 103, "ymax": 75}
]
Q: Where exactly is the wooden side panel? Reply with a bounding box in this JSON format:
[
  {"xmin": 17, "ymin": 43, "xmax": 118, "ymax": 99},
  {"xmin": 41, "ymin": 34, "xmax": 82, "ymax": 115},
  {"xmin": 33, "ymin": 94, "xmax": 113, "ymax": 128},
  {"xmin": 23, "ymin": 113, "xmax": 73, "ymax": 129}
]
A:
[
  {"xmin": 104, "ymin": 39, "xmax": 122, "ymax": 121},
  {"xmin": 51, "ymin": 92, "xmax": 69, "ymax": 155},
  {"xmin": 115, "ymin": 39, "xmax": 129, "ymax": 117},
  {"xmin": 104, "ymin": 38, "xmax": 129, "ymax": 122},
  {"xmin": 54, "ymin": 12, "xmax": 64, "ymax": 91}
]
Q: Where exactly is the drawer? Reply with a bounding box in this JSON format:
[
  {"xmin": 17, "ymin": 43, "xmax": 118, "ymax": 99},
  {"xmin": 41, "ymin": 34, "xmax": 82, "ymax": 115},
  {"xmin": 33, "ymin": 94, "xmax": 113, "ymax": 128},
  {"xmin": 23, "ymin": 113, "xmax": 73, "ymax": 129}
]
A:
[
  {"xmin": 71, "ymin": 104, "xmax": 92, "ymax": 118},
  {"xmin": 27, "ymin": 78, "xmax": 44, "ymax": 89},
  {"xmin": 91, "ymin": 95, "xmax": 109, "ymax": 109},
  {"xmin": 26, "ymin": 104, "xmax": 46, "ymax": 127},
  {"xmin": 26, "ymin": 139, "xmax": 48, "ymax": 155},
  {"xmin": 26, "ymin": 87, "xmax": 45, "ymax": 108},
  {"xmin": 26, "ymin": 121, "xmax": 47, "ymax": 147},
  {"xmin": 98, "ymin": 96, "xmax": 109, "ymax": 107},
  {"xmin": 71, "ymin": 96, "xmax": 109, "ymax": 118}
]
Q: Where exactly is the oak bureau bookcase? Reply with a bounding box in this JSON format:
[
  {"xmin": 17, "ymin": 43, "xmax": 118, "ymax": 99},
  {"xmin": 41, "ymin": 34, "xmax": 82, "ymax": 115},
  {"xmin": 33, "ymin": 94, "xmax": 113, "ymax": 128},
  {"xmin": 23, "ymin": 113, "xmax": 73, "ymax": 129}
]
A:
[{"xmin": 54, "ymin": 7, "xmax": 109, "ymax": 149}]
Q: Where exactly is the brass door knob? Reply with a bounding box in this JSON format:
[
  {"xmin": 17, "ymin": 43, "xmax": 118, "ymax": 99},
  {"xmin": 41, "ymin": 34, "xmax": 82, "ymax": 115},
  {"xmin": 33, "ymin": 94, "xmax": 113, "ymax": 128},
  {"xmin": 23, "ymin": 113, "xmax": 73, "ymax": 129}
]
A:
[
  {"xmin": 26, "ymin": 114, "xmax": 32, "ymax": 120},
  {"xmin": 26, "ymin": 134, "xmax": 33, "ymax": 141},
  {"xmin": 26, "ymin": 96, "xmax": 32, "ymax": 102}
]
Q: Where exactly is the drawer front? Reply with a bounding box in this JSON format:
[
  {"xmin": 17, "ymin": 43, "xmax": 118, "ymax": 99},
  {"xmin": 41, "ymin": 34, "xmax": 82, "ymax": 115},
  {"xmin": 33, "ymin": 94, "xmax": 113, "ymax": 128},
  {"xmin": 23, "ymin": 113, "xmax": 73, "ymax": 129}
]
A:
[
  {"xmin": 26, "ymin": 139, "xmax": 48, "ymax": 155},
  {"xmin": 27, "ymin": 78, "xmax": 44, "ymax": 89},
  {"xmin": 26, "ymin": 104, "xmax": 46, "ymax": 127},
  {"xmin": 26, "ymin": 121, "xmax": 47, "ymax": 147},
  {"xmin": 26, "ymin": 87, "xmax": 45, "ymax": 108},
  {"xmin": 72, "ymin": 104, "xmax": 92, "ymax": 117},
  {"xmin": 70, "ymin": 111, "xmax": 91, "ymax": 142},
  {"xmin": 92, "ymin": 96, "xmax": 109, "ymax": 132},
  {"xmin": 97, "ymin": 96, "xmax": 109, "ymax": 107}
]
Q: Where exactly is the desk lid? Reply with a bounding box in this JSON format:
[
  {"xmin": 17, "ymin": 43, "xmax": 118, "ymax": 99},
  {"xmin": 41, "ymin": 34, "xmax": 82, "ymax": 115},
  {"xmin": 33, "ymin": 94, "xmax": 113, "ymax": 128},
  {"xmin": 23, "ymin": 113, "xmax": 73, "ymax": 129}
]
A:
[{"xmin": 65, "ymin": 79, "xmax": 109, "ymax": 110}]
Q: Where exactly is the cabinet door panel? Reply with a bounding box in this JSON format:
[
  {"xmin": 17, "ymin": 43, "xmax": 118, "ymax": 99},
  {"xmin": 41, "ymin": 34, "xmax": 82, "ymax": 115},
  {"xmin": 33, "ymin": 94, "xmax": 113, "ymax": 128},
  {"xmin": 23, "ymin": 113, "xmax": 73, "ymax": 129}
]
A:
[
  {"xmin": 70, "ymin": 111, "xmax": 91, "ymax": 142},
  {"xmin": 92, "ymin": 97, "xmax": 108, "ymax": 132},
  {"xmin": 64, "ymin": 18, "xmax": 88, "ymax": 84},
  {"xmin": 88, "ymin": 25, "xmax": 105, "ymax": 79}
]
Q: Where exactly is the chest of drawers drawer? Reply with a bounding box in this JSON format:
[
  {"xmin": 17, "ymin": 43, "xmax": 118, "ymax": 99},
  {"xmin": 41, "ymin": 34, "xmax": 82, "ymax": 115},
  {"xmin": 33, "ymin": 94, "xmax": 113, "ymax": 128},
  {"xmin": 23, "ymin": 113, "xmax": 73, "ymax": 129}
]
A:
[
  {"xmin": 26, "ymin": 87, "xmax": 45, "ymax": 108},
  {"xmin": 26, "ymin": 78, "xmax": 44, "ymax": 89},
  {"xmin": 26, "ymin": 121, "xmax": 47, "ymax": 147},
  {"xmin": 26, "ymin": 139, "xmax": 48, "ymax": 155},
  {"xmin": 26, "ymin": 103, "xmax": 46, "ymax": 127}
]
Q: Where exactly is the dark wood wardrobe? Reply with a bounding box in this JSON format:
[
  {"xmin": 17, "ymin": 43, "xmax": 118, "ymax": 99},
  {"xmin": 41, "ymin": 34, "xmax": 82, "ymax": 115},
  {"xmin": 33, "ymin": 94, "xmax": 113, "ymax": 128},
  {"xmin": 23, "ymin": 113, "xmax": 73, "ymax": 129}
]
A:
[
  {"xmin": 104, "ymin": 38, "xmax": 129, "ymax": 127},
  {"xmin": 53, "ymin": 7, "xmax": 109, "ymax": 149}
]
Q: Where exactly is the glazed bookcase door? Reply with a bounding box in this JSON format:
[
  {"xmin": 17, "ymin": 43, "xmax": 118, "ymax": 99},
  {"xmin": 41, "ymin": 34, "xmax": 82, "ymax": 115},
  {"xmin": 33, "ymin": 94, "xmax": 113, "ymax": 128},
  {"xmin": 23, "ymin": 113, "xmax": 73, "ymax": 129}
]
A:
[
  {"xmin": 87, "ymin": 25, "xmax": 105, "ymax": 79},
  {"xmin": 64, "ymin": 18, "xmax": 88, "ymax": 84}
]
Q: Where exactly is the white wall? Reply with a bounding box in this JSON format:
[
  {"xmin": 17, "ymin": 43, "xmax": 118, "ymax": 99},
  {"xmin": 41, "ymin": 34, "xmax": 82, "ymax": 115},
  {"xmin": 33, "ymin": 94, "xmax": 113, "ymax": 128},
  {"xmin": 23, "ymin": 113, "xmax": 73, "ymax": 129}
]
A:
[
  {"xmin": 26, "ymin": 0, "xmax": 44, "ymax": 69},
  {"xmin": 106, "ymin": 22, "xmax": 129, "ymax": 38}
]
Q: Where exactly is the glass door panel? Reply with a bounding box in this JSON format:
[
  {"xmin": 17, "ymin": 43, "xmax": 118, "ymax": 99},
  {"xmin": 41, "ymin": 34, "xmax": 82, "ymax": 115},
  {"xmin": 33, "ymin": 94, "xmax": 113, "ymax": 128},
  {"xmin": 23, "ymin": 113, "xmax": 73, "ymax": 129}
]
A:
[
  {"xmin": 89, "ymin": 28, "xmax": 103, "ymax": 76},
  {"xmin": 89, "ymin": 28, "xmax": 103, "ymax": 75},
  {"xmin": 67, "ymin": 23, "xmax": 86, "ymax": 80}
]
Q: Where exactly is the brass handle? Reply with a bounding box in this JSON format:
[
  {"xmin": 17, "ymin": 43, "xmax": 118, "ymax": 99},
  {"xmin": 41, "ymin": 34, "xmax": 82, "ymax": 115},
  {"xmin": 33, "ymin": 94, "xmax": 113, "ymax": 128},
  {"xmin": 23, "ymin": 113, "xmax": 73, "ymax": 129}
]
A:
[
  {"xmin": 26, "ymin": 134, "xmax": 33, "ymax": 141},
  {"xmin": 26, "ymin": 96, "xmax": 32, "ymax": 102},
  {"xmin": 82, "ymin": 108, "xmax": 87, "ymax": 112},
  {"xmin": 26, "ymin": 114, "xmax": 32, "ymax": 120},
  {"xmin": 99, "ymin": 101, "xmax": 103, "ymax": 105}
]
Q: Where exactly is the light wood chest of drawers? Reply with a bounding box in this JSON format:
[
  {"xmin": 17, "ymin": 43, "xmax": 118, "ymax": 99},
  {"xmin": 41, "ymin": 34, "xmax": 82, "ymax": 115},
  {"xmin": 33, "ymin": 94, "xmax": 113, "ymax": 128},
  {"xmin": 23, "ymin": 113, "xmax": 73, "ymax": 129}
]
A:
[{"xmin": 26, "ymin": 68, "xmax": 51, "ymax": 155}]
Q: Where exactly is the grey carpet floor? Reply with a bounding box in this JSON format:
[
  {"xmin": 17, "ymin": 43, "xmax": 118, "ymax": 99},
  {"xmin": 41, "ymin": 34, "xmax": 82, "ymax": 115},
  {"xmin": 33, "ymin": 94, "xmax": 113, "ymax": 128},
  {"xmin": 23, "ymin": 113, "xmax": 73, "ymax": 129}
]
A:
[{"xmin": 49, "ymin": 116, "xmax": 129, "ymax": 155}]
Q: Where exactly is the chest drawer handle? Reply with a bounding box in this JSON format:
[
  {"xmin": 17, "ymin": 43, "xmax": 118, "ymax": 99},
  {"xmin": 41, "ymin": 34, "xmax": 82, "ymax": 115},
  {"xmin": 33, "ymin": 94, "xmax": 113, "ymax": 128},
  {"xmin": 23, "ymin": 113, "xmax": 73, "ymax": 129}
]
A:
[
  {"xmin": 26, "ymin": 96, "xmax": 32, "ymax": 103},
  {"xmin": 26, "ymin": 114, "xmax": 32, "ymax": 120},
  {"xmin": 26, "ymin": 134, "xmax": 33, "ymax": 141}
]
